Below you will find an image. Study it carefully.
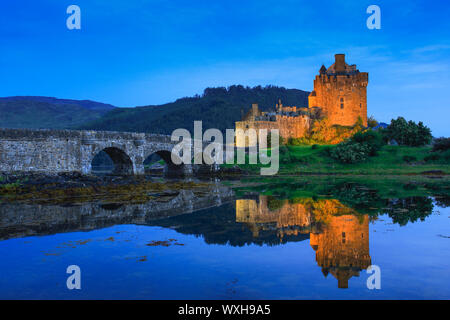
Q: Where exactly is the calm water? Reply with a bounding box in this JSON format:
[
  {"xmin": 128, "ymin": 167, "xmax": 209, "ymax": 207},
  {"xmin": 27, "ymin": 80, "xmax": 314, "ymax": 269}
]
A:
[{"xmin": 0, "ymin": 181, "xmax": 449, "ymax": 299}]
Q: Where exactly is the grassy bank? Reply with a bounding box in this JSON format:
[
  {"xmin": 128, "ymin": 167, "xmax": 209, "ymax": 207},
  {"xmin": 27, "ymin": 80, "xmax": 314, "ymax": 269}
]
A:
[
  {"xmin": 224, "ymin": 145, "xmax": 450, "ymax": 175},
  {"xmin": 230, "ymin": 175, "xmax": 450, "ymax": 199}
]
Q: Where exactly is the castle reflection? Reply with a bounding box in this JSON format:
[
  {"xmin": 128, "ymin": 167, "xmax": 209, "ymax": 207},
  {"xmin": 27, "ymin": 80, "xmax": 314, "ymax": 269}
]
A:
[{"xmin": 236, "ymin": 196, "xmax": 371, "ymax": 288}]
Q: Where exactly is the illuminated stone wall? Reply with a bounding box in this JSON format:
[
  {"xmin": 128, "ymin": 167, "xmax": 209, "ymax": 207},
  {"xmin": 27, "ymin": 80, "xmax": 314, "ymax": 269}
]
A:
[
  {"xmin": 235, "ymin": 196, "xmax": 313, "ymax": 237},
  {"xmin": 308, "ymin": 54, "xmax": 368, "ymax": 126},
  {"xmin": 235, "ymin": 114, "xmax": 311, "ymax": 147},
  {"xmin": 310, "ymin": 214, "xmax": 371, "ymax": 288}
]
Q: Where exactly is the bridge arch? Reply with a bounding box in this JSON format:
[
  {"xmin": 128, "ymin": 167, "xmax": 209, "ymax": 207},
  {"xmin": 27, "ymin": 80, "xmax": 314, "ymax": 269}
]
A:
[
  {"xmin": 90, "ymin": 146, "xmax": 134, "ymax": 175},
  {"xmin": 143, "ymin": 148, "xmax": 185, "ymax": 178}
]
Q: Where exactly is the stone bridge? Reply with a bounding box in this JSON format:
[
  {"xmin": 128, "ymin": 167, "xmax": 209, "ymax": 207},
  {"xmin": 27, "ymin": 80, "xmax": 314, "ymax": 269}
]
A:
[{"xmin": 0, "ymin": 128, "xmax": 214, "ymax": 176}]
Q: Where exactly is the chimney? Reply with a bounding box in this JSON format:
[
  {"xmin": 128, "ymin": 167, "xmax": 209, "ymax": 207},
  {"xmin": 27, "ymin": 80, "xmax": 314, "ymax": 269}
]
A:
[
  {"xmin": 338, "ymin": 277, "xmax": 349, "ymax": 289},
  {"xmin": 334, "ymin": 54, "xmax": 346, "ymax": 73},
  {"xmin": 251, "ymin": 103, "xmax": 259, "ymax": 115}
]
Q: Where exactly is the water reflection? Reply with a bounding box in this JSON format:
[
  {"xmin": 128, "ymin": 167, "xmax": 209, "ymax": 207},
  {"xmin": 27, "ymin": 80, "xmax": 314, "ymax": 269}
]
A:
[
  {"xmin": 0, "ymin": 184, "xmax": 234, "ymax": 240},
  {"xmin": 236, "ymin": 196, "xmax": 371, "ymax": 288},
  {"xmin": 0, "ymin": 181, "xmax": 445, "ymax": 294}
]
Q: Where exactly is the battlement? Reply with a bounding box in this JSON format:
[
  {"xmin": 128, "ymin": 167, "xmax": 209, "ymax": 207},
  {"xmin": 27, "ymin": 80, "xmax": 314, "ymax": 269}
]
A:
[{"xmin": 316, "ymin": 71, "xmax": 368, "ymax": 81}]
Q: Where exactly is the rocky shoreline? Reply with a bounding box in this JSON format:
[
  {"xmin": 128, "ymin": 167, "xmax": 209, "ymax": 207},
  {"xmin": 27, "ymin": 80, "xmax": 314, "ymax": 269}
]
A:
[{"xmin": 0, "ymin": 172, "xmax": 224, "ymax": 204}]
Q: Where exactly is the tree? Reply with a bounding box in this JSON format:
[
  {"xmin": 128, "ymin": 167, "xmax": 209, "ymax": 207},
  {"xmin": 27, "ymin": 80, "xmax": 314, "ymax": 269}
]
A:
[
  {"xmin": 384, "ymin": 117, "xmax": 432, "ymax": 146},
  {"xmin": 310, "ymin": 118, "xmax": 336, "ymax": 144},
  {"xmin": 432, "ymin": 137, "xmax": 450, "ymax": 152},
  {"xmin": 367, "ymin": 116, "xmax": 378, "ymax": 128}
]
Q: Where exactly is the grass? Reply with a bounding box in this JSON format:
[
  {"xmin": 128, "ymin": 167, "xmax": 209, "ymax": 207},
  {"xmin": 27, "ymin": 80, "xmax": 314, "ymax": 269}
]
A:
[
  {"xmin": 231, "ymin": 175, "xmax": 450, "ymax": 199},
  {"xmin": 143, "ymin": 159, "xmax": 166, "ymax": 169},
  {"xmin": 223, "ymin": 145, "xmax": 450, "ymax": 175}
]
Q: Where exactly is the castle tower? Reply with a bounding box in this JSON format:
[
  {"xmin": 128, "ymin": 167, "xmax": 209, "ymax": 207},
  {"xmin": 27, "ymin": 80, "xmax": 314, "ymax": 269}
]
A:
[
  {"xmin": 308, "ymin": 54, "xmax": 368, "ymax": 126},
  {"xmin": 310, "ymin": 214, "xmax": 371, "ymax": 289}
]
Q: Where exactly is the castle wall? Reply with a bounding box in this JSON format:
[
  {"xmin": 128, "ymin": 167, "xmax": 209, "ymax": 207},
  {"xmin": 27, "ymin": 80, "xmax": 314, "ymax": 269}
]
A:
[
  {"xmin": 235, "ymin": 196, "xmax": 313, "ymax": 237},
  {"xmin": 309, "ymin": 72, "xmax": 368, "ymax": 127},
  {"xmin": 236, "ymin": 120, "xmax": 277, "ymax": 148},
  {"xmin": 235, "ymin": 116, "xmax": 310, "ymax": 147},
  {"xmin": 236, "ymin": 197, "xmax": 312, "ymax": 228},
  {"xmin": 275, "ymin": 115, "xmax": 311, "ymax": 139}
]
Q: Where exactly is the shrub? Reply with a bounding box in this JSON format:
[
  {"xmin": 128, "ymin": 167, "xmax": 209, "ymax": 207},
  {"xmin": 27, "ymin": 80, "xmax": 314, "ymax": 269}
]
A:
[
  {"xmin": 384, "ymin": 117, "xmax": 432, "ymax": 146},
  {"xmin": 432, "ymin": 137, "xmax": 450, "ymax": 152},
  {"xmin": 329, "ymin": 129, "xmax": 384, "ymax": 164},
  {"xmin": 350, "ymin": 130, "xmax": 384, "ymax": 156},
  {"xmin": 287, "ymin": 137, "xmax": 313, "ymax": 146},
  {"xmin": 330, "ymin": 141, "xmax": 370, "ymax": 163}
]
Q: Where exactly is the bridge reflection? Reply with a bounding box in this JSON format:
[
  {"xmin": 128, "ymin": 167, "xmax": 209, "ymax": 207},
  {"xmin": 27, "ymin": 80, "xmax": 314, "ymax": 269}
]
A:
[
  {"xmin": 236, "ymin": 196, "xmax": 371, "ymax": 288},
  {"xmin": 0, "ymin": 190, "xmax": 373, "ymax": 288}
]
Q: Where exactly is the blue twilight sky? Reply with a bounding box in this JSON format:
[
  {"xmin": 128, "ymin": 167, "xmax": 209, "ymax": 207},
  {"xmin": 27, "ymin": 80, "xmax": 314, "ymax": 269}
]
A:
[{"xmin": 0, "ymin": 0, "xmax": 449, "ymax": 135}]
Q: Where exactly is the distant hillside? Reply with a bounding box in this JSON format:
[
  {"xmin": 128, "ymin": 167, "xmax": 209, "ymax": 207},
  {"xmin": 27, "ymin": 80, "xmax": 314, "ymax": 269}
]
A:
[
  {"xmin": 80, "ymin": 85, "xmax": 310, "ymax": 134},
  {"xmin": 0, "ymin": 98, "xmax": 114, "ymax": 130},
  {"xmin": 0, "ymin": 96, "xmax": 115, "ymax": 111}
]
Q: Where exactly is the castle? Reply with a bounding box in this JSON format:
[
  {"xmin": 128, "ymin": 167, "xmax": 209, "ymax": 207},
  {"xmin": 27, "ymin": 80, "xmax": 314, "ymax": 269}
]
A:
[
  {"xmin": 235, "ymin": 196, "xmax": 372, "ymax": 289},
  {"xmin": 235, "ymin": 54, "xmax": 368, "ymax": 147}
]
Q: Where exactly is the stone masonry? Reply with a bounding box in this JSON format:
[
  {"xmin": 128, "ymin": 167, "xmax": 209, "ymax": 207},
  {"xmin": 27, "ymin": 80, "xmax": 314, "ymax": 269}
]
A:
[
  {"xmin": 0, "ymin": 128, "xmax": 193, "ymax": 176},
  {"xmin": 309, "ymin": 54, "xmax": 368, "ymax": 127}
]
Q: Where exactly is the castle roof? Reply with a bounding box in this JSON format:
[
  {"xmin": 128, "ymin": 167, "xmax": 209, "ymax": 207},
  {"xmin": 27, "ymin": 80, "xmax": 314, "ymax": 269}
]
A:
[{"xmin": 326, "ymin": 62, "xmax": 358, "ymax": 75}]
